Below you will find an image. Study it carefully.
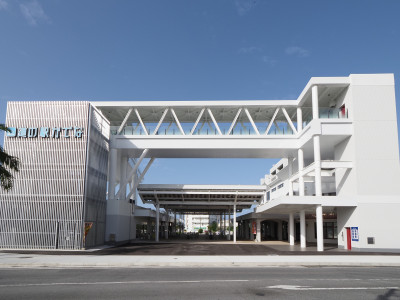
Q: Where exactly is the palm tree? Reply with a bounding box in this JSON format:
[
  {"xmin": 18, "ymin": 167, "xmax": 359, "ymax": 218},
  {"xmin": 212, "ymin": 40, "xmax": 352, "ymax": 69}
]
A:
[{"xmin": 0, "ymin": 124, "xmax": 19, "ymax": 191}]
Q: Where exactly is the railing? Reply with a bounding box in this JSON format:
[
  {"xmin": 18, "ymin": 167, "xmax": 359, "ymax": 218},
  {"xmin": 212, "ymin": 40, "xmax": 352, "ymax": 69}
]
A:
[
  {"xmin": 303, "ymin": 107, "xmax": 348, "ymax": 127},
  {"xmin": 110, "ymin": 107, "xmax": 348, "ymax": 136},
  {"xmin": 110, "ymin": 124, "xmax": 296, "ymax": 136}
]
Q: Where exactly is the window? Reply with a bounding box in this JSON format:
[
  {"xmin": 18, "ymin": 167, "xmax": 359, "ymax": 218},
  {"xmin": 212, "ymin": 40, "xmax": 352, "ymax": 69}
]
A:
[
  {"xmin": 277, "ymin": 183, "xmax": 284, "ymax": 189},
  {"xmin": 314, "ymin": 222, "xmax": 337, "ymax": 239},
  {"xmin": 266, "ymin": 191, "xmax": 270, "ymax": 201},
  {"xmin": 272, "ymin": 187, "xmax": 276, "ymax": 192}
]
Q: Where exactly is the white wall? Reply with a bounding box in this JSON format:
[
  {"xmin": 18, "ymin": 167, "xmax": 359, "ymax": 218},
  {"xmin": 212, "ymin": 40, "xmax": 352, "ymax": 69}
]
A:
[
  {"xmin": 350, "ymin": 74, "xmax": 400, "ymax": 196},
  {"xmin": 337, "ymin": 199, "xmax": 400, "ymax": 251},
  {"xmin": 105, "ymin": 199, "xmax": 134, "ymax": 243}
]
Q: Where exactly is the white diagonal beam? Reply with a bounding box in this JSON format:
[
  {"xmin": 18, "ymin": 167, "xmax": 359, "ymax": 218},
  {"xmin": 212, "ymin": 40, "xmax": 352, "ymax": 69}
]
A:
[
  {"xmin": 152, "ymin": 108, "xmax": 169, "ymax": 135},
  {"xmin": 190, "ymin": 108, "xmax": 205, "ymax": 135},
  {"xmin": 170, "ymin": 108, "xmax": 185, "ymax": 135},
  {"xmin": 282, "ymin": 107, "xmax": 298, "ymax": 134},
  {"xmin": 207, "ymin": 108, "xmax": 222, "ymax": 135},
  {"xmin": 265, "ymin": 108, "xmax": 279, "ymax": 135},
  {"xmin": 127, "ymin": 157, "xmax": 155, "ymax": 200},
  {"xmin": 116, "ymin": 149, "xmax": 149, "ymax": 199},
  {"xmin": 117, "ymin": 108, "xmax": 133, "ymax": 135},
  {"xmin": 244, "ymin": 108, "xmax": 260, "ymax": 135},
  {"xmin": 134, "ymin": 108, "xmax": 148, "ymax": 135},
  {"xmin": 227, "ymin": 108, "xmax": 242, "ymax": 135},
  {"xmin": 137, "ymin": 157, "xmax": 155, "ymax": 183}
]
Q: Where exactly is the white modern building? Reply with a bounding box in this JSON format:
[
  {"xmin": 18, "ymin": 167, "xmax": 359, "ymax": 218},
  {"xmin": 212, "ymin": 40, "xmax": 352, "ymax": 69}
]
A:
[
  {"xmin": 1, "ymin": 73, "xmax": 399, "ymax": 252},
  {"xmin": 185, "ymin": 215, "xmax": 210, "ymax": 233}
]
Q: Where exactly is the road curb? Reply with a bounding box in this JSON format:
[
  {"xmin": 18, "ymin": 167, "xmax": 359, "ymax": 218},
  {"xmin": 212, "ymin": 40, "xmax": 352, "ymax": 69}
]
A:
[{"xmin": 1, "ymin": 254, "xmax": 400, "ymax": 268}]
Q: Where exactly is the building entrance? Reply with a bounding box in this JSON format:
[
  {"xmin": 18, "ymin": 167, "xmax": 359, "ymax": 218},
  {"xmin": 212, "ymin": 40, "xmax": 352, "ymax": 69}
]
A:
[{"xmin": 261, "ymin": 221, "xmax": 278, "ymax": 240}]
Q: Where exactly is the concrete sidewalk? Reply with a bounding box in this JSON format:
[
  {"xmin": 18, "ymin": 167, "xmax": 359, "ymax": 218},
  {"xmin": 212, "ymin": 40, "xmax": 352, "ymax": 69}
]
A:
[{"xmin": 1, "ymin": 252, "xmax": 400, "ymax": 268}]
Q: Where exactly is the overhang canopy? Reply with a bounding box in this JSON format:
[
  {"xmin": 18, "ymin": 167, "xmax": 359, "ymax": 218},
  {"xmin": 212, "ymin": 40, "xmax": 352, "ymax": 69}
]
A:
[{"xmin": 138, "ymin": 184, "xmax": 266, "ymax": 214}]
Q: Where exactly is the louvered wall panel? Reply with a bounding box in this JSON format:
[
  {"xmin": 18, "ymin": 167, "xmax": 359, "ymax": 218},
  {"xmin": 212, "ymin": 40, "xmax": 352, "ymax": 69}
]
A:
[
  {"xmin": 0, "ymin": 101, "xmax": 109, "ymax": 250},
  {"xmin": 82, "ymin": 106, "xmax": 109, "ymax": 248}
]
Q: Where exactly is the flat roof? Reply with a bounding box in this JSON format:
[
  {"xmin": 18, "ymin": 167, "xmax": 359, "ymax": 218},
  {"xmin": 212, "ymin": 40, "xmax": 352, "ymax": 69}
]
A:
[{"xmin": 138, "ymin": 184, "xmax": 266, "ymax": 214}]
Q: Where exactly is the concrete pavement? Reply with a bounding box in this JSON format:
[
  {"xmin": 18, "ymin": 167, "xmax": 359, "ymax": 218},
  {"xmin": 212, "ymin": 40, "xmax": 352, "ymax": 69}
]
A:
[
  {"xmin": 1, "ymin": 252, "xmax": 400, "ymax": 268},
  {"xmin": 1, "ymin": 241, "xmax": 400, "ymax": 268}
]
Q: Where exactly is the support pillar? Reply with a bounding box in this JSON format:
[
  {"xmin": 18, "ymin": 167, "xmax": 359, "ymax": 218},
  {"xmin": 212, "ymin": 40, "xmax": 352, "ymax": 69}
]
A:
[
  {"xmin": 316, "ymin": 205, "xmax": 324, "ymax": 251},
  {"xmin": 108, "ymin": 148, "xmax": 118, "ymax": 200},
  {"xmin": 289, "ymin": 213, "xmax": 295, "ymax": 246},
  {"xmin": 223, "ymin": 212, "xmax": 226, "ymax": 236},
  {"xmin": 297, "ymin": 107, "xmax": 303, "ymax": 132},
  {"xmin": 226, "ymin": 210, "xmax": 230, "ymax": 241},
  {"xmin": 314, "ymin": 135, "xmax": 322, "ymax": 196},
  {"xmin": 300, "ymin": 210, "xmax": 306, "ymax": 248},
  {"xmin": 119, "ymin": 156, "xmax": 127, "ymax": 201},
  {"xmin": 256, "ymin": 219, "xmax": 261, "ymax": 242},
  {"xmin": 288, "ymin": 158, "xmax": 293, "ymax": 196},
  {"xmin": 312, "ymin": 85, "xmax": 319, "ymax": 119},
  {"xmin": 233, "ymin": 204, "xmax": 237, "ymax": 243},
  {"xmin": 220, "ymin": 214, "xmax": 223, "ymax": 235},
  {"xmin": 298, "ymin": 148, "xmax": 305, "ymax": 196},
  {"xmin": 155, "ymin": 202, "xmax": 160, "ymax": 242},
  {"xmin": 174, "ymin": 211, "xmax": 177, "ymax": 236}
]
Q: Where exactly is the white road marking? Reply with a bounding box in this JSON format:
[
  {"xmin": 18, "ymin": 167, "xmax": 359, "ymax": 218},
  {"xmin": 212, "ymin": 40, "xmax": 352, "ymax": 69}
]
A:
[
  {"xmin": 266, "ymin": 285, "xmax": 399, "ymax": 291},
  {"xmin": 0, "ymin": 279, "xmax": 249, "ymax": 288}
]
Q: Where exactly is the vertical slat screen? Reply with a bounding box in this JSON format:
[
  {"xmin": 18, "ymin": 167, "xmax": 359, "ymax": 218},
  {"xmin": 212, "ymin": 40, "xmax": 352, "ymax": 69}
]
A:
[{"xmin": 0, "ymin": 101, "xmax": 109, "ymax": 250}]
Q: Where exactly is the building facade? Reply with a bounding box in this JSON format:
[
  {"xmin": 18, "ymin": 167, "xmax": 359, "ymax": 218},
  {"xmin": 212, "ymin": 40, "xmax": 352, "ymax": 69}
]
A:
[
  {"xmin": 1, "ymin": 74, "xmax": 399, "ymax": 251},
  {"xmin": 0, "ymin": 102, "xmax": 109, "ymax": 249}
]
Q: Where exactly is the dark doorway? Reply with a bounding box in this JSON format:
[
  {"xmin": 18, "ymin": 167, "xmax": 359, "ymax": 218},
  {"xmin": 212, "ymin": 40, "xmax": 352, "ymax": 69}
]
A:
[
  {"xmin": 261, "ymin": 221, "xmax": 278, "ymax": 240},
  {"xmin": 282, "ymin": 221, "xmax": 288, "ymax": 241},
  {"xmin": 295, "ymin": 222, "xmax": 300, "ymax": 241}
]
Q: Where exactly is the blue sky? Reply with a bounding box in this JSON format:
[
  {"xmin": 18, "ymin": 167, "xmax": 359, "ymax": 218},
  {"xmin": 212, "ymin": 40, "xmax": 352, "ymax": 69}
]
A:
[{"xmin": 1, "ymin": 0, "xmax": 400, "ymax": 195}]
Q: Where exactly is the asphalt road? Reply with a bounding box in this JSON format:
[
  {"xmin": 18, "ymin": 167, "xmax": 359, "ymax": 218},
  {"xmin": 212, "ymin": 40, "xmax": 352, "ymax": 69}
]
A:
[{"xmin": 0, "ymin": 267, "xmax": 399, "ymax": 300}]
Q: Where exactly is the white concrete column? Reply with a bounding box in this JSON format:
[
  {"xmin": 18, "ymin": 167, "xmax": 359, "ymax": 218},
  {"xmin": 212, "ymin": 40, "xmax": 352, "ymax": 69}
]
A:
[
  {"xmin": 297, "ymin": 107, "xmax": 303, "ymax": 132},
  {"xmin": 174, "ymin": 212, "xmax": 177, "ymax": 235},
  {"xmin": 119, "ymin": 156, "xmax": 127, "ymax": 201},
  {"xmin": 223, "ymin": 212, "xmax": 226, "ymax": 235},
  {"xmin": 108, "ymin": 148, "xmax": 118, "ymax": 200},
  {"xmin": 233, "ymin": 204, "xmax": 237, "ymax": 243},
  {"xmin": 227, "ymin": 209, "xmax": 231, "ymax": 241},
  {"xmin": 289, "ymin": 213, "xmax": 295, "ymax": 245},
  {"xmin": 155, "ymin": 202, "xmax": 160, "ymax": 242},
  {"xmin": 316, "ymin": 205, "xmax": 324, "ymax": 251},
  {"xmin": 256, "ymin": 219, "xmax": 261, "ymax": 242},
  {"xmin": 312, "ymin": 85, "xmax": 319, "ymax": 119},
  {"xmin": 288, "ymin": 158, "xmax": 293, "ymax": 196},
  {"xmin": 298, "ymin": 148, "xmax": 305, "ymax": 196},
  {"xmin": 313, "ymin": 135, "xmax": 322, "ymax": 196},
  {"xmin": 300, "ymin": 210, "xmax": 306, "ymax": 248}
]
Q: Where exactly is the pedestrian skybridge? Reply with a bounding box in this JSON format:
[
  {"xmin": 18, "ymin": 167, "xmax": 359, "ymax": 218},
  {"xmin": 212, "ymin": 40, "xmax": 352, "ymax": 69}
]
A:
[
  {"xmin": 93, "ymin": 80, "xmax": 350, "ymax": 159},
  {"xmin": 95, "ymin": 102, "xmax": 346, "ymax": 137}
]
